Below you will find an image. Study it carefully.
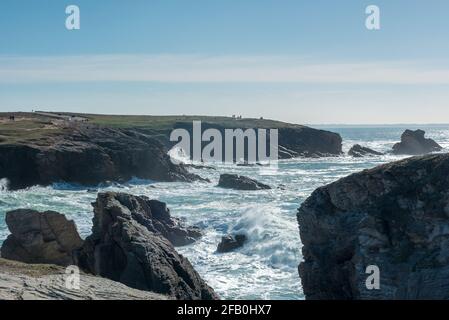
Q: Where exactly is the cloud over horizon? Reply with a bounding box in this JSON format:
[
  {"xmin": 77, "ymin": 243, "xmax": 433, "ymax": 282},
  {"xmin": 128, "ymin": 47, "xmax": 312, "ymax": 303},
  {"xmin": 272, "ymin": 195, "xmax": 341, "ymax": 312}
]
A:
[{"xmin": 1, "ymin": 54, "xmax": 449, "ymax": 85}]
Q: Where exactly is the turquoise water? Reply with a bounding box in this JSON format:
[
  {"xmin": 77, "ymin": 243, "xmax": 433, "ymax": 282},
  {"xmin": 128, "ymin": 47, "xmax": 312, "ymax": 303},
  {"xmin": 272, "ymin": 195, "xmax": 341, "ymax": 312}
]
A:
[{"xmin": 1, "ymin": 125, "xmax": 449, "ymax": 299}]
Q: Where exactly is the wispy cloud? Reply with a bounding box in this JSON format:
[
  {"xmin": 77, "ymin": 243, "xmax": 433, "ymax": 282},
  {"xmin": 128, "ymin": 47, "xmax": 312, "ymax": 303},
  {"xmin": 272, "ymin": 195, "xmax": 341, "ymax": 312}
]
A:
[{"xmin": 1, "ymin": 54, "xmax": 449, "ymax": 85}]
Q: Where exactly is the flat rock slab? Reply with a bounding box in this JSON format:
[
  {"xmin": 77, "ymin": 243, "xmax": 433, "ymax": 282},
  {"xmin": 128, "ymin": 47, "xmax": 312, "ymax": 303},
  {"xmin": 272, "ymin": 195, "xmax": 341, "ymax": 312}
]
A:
[{"xmin": 0, "ymin": 258, "xmax": 167, "ymax": 300}]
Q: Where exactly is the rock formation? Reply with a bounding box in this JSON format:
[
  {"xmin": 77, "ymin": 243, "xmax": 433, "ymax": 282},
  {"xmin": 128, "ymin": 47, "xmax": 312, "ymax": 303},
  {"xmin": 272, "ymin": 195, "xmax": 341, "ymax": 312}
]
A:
[
  {"xmin": 277, "ymin": 127, "xmax": 342, "ymax": 158},
  {"xmin": 0, "ymin": 126, "xmax": 202, "ymax": 190},
  {"xmin": 348, "ymin": 144, "xmax": 383, "ymax": 157},
  {"xmin": 1, "ymin": 209, "xmax": 83, "ymax": 266},
  {"xmin": 170, "ymin": 122, "xmax": 343, "ymax": 159},
  {"xmin": 0, "ymin": 258, "xmax": 167, "ymax": 300},
  {"xmin": 217, "ymin": 234, "xmax": 247, "ymax": 253},
  {"xmin": 392, "ymin": 129, "xmax": 442, "ymax": 155},
  {"xmin": 218, "ymin": 174, "xmax": 271, "ymax": 191},
  {"xmin": 76, "ymin": 192, "xmax": 218, "ymax": 300},
  {"xmin": 298, "ymin": 153, "xmax": 449, "ymax": 299},
  {"xmin": 1, "ymin": 192, "xmax": 217, "ymax": 300}
]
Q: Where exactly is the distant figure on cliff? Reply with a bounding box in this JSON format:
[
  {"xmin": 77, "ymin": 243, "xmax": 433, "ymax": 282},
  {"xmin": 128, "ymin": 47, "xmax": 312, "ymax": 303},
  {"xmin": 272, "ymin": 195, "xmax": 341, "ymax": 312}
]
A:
[{"xmin": 9, "ymin": 115, "xmax": 15, "ymax": 121}]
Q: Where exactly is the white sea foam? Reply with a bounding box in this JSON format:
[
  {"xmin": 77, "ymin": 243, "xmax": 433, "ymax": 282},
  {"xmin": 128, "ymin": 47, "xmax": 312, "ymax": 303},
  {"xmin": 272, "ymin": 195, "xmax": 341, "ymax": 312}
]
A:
[
  {"xmin": 1, "ymin": 126, "xmax": 449, "ymax": 299},
  {"xmin": 0, "ymin": 178, "xmax": 9, "ymax": 192}
]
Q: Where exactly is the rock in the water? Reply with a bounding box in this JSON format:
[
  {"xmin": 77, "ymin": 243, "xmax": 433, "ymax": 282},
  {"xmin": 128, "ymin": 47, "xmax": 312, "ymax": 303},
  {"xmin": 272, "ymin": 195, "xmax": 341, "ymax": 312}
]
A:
[
  {"xmin": 218, "ymin": 174, "xmax": 271, "ymax": 191},
  {"xmin": 392, "ymin": 129, "xmax": 442, "ymax": 155},
  {"xmin": 348, "ymin": 144, "xmax": 383, "ymax": 157},
  {"xmin": 0, "ymin": 258, "xmax": 168, "ymax": 300},
  {"xmin": 217, "ymin": 234, "xmax": 247, "ymax": 253},
  {"xmin": 298, "ymin": 153, "xmax": 449, "ymax": 299},
  {"xmin": 1, "ymin": 209, "xmax": 83, "ymax": 266},
  {"xmin": 77, "ymin": 192, "xmax": 218, "ymax": 300}
]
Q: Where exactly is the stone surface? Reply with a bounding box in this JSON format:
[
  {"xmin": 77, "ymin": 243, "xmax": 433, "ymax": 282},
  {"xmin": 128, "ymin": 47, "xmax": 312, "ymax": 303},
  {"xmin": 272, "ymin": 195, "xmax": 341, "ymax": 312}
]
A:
[
  {"xmin": 392, "ymin": 129, "xmax": 442, "ymax": 155},
  {"xmin": 218, "ymin": 174, "xmax": 271, "ymax": 191},
  {"xmin": 217, "ymin": 234, "xmax": 247, "ymax": 253},
  {"xmin": 298, "ymin": 153, "xmax": 449, "ymax": 299},
  {"xmin": 76, "ymin": 192, "xmax": 218, "ymax": 300},
  {"xmin": 0, "ymin": 258, "xmax": 167, "ymax": 300},
  {"xmin": 1, "ymin": 209, "xmax": 83, "ymax": 266},
  {"xmin": 0, "ymin": 126, "xmax": 202, "ymax": 190},
  {"xmin": 348, "ymin": 144, "xmax": 383, "ymax": 157}
]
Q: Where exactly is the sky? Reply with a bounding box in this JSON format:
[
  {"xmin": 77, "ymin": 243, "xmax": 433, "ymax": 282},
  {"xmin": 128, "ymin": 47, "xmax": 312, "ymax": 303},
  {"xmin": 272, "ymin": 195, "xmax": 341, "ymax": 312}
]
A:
[{"xmin": 0, "ymin": 0, "xmax": 449, "ymax": 124}]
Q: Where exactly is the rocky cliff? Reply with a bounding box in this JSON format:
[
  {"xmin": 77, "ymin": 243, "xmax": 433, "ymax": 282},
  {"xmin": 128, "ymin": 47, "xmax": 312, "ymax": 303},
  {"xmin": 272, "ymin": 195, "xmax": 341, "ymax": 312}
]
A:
[
  {"xmin": 169, "ymin": 121, "xmax": 343, "ymax": 159},
  {"xmin": 0, "ymin": 126, "xmax": 200, "ymax": 190},
  {"xmin": 298, "ymin": 153, "xmax": 449, "ymax": 299}
]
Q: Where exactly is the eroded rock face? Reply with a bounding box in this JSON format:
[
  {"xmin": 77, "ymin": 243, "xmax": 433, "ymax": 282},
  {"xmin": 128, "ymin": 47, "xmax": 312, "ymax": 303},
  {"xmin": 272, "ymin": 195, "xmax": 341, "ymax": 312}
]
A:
[
  {"xmin": 348, "ymin": 144, "xmax": 383, "ymax": 158},
  {"xmin": 217, "ymin": 234, "xmax": 247, "ymax": 253},
  {"xmin": 392, "ymin": 129, "xmax": 442, "ymax": 155},
  {"xmin": 298, "ymin": 153, "xmax": 449, "ymax": 299},
  {"xmin": 0, "ymin": 127, "xmax": 202, "ymax": 191},
  {"xmin": 77, "ymin": 192, "xmax": 218, "ymax": 300},
  {"xmin": 0, "ymin": 210, "xmax": 83, "ymax": 266},
  {"xmin": 218, "ymin": 174, "xmax": 271, "ymax": 191}
]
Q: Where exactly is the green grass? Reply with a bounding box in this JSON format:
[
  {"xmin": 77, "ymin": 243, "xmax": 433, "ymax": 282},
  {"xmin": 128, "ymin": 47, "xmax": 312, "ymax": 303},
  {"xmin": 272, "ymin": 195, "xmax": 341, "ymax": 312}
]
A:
[
  {"xmin": 0, "ymin": 111, "xmax": 303, "ymax": 145},
  {"xmin": 0, "ymin": 113, "xmax": 62, "ymax": 145},
  {"xmin": 57, "ymin": 112, "xmax": 303, "ymax": 130}
]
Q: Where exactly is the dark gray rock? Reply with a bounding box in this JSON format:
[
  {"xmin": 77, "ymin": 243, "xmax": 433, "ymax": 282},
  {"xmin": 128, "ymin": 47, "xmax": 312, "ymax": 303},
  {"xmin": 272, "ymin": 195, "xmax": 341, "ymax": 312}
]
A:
[
  {"xmin": 348, "ymin": 144, "xmax": 383, "ymax": 157},
  {"xmin": 392, "ymin": 129, "xmax": 442, "ymax": 155},
  {"xmin": 298, "ymin": 153, "xmax": 449, "ymax": 300},
  {"xmin": 218, "ymin": 174, "xmax": 271, "ymax": 191},
  {"xmin": 0, "ymin": 127, "xmax": 203, "ymax": 191},
  {"xmin": 1, "ymin": 209, "xmax": 83, "ymax": 266},
  {"xmin": 217, "ymin": 234, "xmax": 247, "ymax": 253},
  {"xmin": 76, "ymin": 192, "xmax": 218, "ymax": 300}
]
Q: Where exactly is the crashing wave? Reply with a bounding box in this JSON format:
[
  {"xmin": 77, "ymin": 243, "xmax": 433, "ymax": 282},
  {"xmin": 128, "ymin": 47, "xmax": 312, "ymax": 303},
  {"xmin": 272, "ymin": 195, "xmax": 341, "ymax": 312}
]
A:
[{"xmin": 0, "ymin": 178, "xmax": 9, "ymax": 192}]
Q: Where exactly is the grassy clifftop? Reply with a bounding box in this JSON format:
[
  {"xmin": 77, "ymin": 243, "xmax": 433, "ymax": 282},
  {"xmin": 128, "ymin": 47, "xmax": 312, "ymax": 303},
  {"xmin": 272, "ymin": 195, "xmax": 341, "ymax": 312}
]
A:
[{"xmin": 0, "ymin": 111, "xmax": 304, "ymax": 145}]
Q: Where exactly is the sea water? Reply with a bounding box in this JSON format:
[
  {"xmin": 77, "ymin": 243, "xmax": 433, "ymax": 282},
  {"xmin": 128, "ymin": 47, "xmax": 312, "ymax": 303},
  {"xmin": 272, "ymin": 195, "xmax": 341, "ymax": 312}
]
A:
[{"xmin": 1, "ymin": 125, "xmax": 449, "ymax": 300}]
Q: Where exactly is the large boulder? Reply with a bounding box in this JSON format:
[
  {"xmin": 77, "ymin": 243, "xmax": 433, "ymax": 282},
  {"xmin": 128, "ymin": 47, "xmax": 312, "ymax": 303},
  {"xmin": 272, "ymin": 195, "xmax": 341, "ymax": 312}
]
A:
[
  {"xmin": 76, "ymin": 192, "xmax": 218, "ymax": 300},
  {"xmin": 348, "ymin": 144, "xmax": 383, "ymax": 157},
  {"xmin": 217, "ymin": 234, "xmax": 247, "ymax": 253},
  {"xmin": 392, "ymin": 129, "xmax": 442, "ymax": 155},
  {"xmin": 218, "ymin": 174, "xmax": 271, "ymax": 191},
  {"xmin": 298, "ymin": 153, "xmax": 449, "ymax": 299},
  {"xmin": 0, "ymin": 209, "xmax": 83, "ymax": 266}
]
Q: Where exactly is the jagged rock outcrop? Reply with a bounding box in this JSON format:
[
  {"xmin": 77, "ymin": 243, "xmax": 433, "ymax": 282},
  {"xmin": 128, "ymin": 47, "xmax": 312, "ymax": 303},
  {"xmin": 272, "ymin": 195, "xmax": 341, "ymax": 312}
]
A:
[
  {"xmin": 298, "ymin": 153, "xmax": 449, "ymax": 299},
  {"xmin": 0, "ymin": 258, "xmax": 167, "ymax": 300},
  {"xmin": 76, "ymin": 192, "xmax": 218, "ymax": 300},
  {"xmin": 218, "ymin": 174, "xmax": 271, "ymax": 191},
  {"xmin": 348, "ymin": 144, "xmax": 383, "ymax": 157},
  {"xmin": 217, "ymin": 234, "xmax": 247, "ymax": 253},
  {"xmin": 1, "ymin": 210, "xmax": 83, "ymax": 266},
  {"xmin": 392, "ymin": 129, "xmax": 442, "ymax": 155},
  {"xmin": 0, "ymin": 126, "xmax": 201, "ymax": 190}
]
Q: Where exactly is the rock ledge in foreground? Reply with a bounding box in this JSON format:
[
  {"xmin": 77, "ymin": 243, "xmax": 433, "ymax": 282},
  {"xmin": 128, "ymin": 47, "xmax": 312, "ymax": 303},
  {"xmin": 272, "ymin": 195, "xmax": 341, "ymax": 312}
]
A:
[{"xmin": 0, "ymin": 258, "xmax": 168, "ymax": 300}]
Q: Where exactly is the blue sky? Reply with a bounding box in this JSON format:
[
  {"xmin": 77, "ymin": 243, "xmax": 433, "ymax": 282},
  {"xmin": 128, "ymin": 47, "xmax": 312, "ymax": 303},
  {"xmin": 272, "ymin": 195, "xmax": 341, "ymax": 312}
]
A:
[{"xmin": 1, "ymin": 0, "xmax": 449, "ymax": 124}]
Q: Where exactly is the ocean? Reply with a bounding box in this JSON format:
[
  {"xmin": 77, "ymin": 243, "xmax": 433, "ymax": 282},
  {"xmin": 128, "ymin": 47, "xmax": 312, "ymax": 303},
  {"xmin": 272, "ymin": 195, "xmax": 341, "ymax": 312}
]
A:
[{"xmin": 1, "ymin": 125, "xmax": 449, "ymax": 299}]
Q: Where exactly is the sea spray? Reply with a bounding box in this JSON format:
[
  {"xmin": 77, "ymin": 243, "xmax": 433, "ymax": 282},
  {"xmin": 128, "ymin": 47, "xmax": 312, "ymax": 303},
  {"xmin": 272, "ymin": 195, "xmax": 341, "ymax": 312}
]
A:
[
  {"xmin": 0, "ymin": 178, "xmax": 9, "ymax": 192},
  {"xmin": 230, "ymin": 206, "xmax": 300, "ymax": 271}
]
